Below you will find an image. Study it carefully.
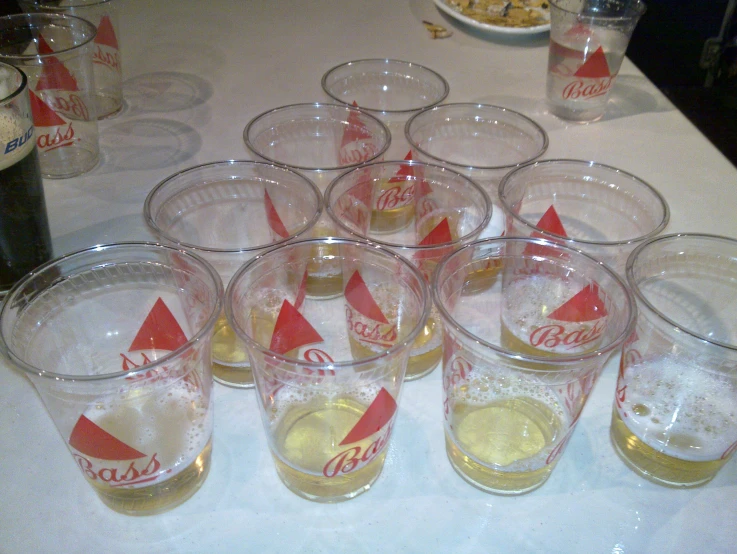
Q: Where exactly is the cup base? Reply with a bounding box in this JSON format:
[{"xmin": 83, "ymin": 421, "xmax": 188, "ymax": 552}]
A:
[
  {"xmin": 212, "ymin": 361, "xmax": 254, "ymax": 388},
  {"xmin": 445, "ymin": 433, "xmax": 553, "ymax": 495},
  {"xmin": 609, "ymin": 412, "xmax": 724, "ymax": 488},
  {"xmin": 548, "ymin": 102, "xmax": 605, "ymax": 124},
  {"xmin": 94, "ymin": 438, "xmax": 212, "ymax": 516},
  {"xmin": 273, "ymin": 451, "xmax": 386, "ymax": 503}
]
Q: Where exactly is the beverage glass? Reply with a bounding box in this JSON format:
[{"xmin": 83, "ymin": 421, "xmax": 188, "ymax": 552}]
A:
[
  {"xmin": 0, "ymin": 243, "xmax": 223, "ymax": 515},
  {"xmin": 546, "ymin": 0, "xmax": 647, "ymax": 123},
  {"xmin": 245, "ymin": 103, "xmax": 391, "ymax": 299},
  {"xmin": 0, "ymin": 61, "xmax": 52, "ymax": 298},
  {"xmin": 612, "ymin": 233, "xmax": 737, "ymax": 487},
  {"xmin": 0, "ymin": 13, "xmax": 99, "ymax": 178},
  {"xmin": 405, "ymin": 103, "xmax": 548, "ymax": 193},
  {"xmin": 498, "ymin": 159, "xmax": 669, "ymax": 274},
  {"xmin": 321, "ymin": 59, "xmax": 449, "ymax": 160},
  {"xmin": 433, "ymin": 237, "xmax": 634, "ymax": 494},
  {"xmin": 225, "ymin": 238, "xmax": 430, "ymax": 502},
  {"xmin": 325, "ymin": 160, "xmax": 491, "ymax": 380},
  {"xmin": 144, "ymin": 160, "xmax": 323, "ymax": 388},
  {"xmin": 19, "ymin": 0, "xmax": 123, "ymax": 119}
]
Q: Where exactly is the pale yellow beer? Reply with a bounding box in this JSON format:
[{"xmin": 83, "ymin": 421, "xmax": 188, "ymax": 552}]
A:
[
  {"xmin": 75, "ymin": 378, "xmax": 213, "ymax": 515},
  {"xmin": 306, "ymin": 221, "xmax": 344, "ymax": 298},
  {"xmin": 611, "ymin": 356, "xmax": 737, "ymax": 487},
  {"xmin": 370, "ymin": 177, "xmax": 416, "ymax": 234},
  {"xmin": 211, "ymin": 312, "xmax": 252, "ymax": 386},
  {"xmin": 270, "ymin": 390, "xmax": 389, "ymax": 501},
  {"xmin": 445, "ymin": 379, "xmax": 568, "ymax": 494},
  {"xmin": 462, "ymin": 258, "xmax": 502, "ymax": 295}
]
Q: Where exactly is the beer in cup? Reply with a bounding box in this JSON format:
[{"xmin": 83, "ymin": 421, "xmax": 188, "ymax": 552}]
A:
[
  {"xmin": 226, "ymin": 238, "xmax": 429, "ymax": 501},
  {"xmin": 0, "ymin": 243, "xmax": 223, "ymax": 515},
  {"xmin": 611, "ymin": 234, "xmax": 737, "ymax": 487},
  {"xmin": 433, "ymin": 237, "xmax": 634, "ymax": 494}
]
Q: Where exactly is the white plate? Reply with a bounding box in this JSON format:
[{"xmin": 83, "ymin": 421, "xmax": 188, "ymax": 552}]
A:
[{"xmin": 433, "ymin": 0, "xmax": 551, "ymax": 35}]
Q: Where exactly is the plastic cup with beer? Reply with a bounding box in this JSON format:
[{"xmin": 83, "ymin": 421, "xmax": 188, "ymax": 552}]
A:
[
  {"xmin": 498, "ymin": 159, "xmax": 670, "ymax": 274},
  {"xmin": 19, "ymin": 0, "xmax": 124, "ymax": 119},
  {"xmin": 144, "ymin": 160, "xmax": 322, "ymax": 389},
  {"xmin": 0, "ymin": 13, "xmax": 99, "ymax": 178},
  {"xmin": 433, "ymin": 237, "xmax": 634, "ymax": 495},
  {"xmin": 405, "ymin": 103, "xmax": 548, "ymax": 194},
  {"xmin": 612, "ymin": 233, "xmax": 737, "ymax": 488},
  {"xmin": 325, "ymin": 160, "xmax": 491, "ymax": 380},
  {"xmin": 0, "ymin": 243, "xmax": 223, "ymax": 515},
  {"xmin": 0, "ymin": 61, "xmax": 52, "ymax": 298},
  {"xmin": 244, "ymin": 103, "xmax": 391, "ymax": 299},
  {"xmin": 321, "ymin": 59, "xmax": 449, "ymax": 159},
  {"xmin": 225, "ymin": 238, "xmax": 430, "ymax": 502},
  {"xmin": 546, "ymin": 0, "xmax": 646, "ymax": 123}
]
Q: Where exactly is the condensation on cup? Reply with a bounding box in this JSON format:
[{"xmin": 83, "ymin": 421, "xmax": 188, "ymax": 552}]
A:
[
  {"xmin": 611, "ymin": 234, "xmax": 737, "ymax": 488},
  {"xmin": 546, "ymin": 0, "xmax": 646, "ymax": 123},
  {"xmin": 0, "ymin": 243, "xmax": 223, "ymax": 515},
  {"xmin": 0, "ymin": 61, "xmax": 52, "ymax": 297}
]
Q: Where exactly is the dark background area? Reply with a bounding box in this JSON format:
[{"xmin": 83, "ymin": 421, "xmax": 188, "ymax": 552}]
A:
[
  {"xmin": 626, "ymin": 0, "xmax": 737, "ymax": 167},
  {"xmin": 2, "ymin": 1, "xmax": 736, "ymax": 166}
]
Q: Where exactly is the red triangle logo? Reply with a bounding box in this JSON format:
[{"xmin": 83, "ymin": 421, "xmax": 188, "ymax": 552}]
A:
[
  {"xmin": 35, "ymin": 35, "xmax": 79, "ymax": 91},
  {"xmin": 388, "ymin": 151, "xmax": 415, "ymax": 183},
  {"xmin": 341, "ymin": 101, "xmax": 373, "ymax": 147},
  {"xmin": 344, "ymin": 271, "xmax": 389, "ymax": 324},
  {"xmin": 95, "ymin": 15, "xmax": 119, "ymax": 49},
  {"xmin": 339, "ymin": 387, "xmax": 397, "ymax": 445},
  {"xmin": 265, "ymin": 189, "xmax": 289, "ymax": 239},
  {"xmin": 29, "ymin": 90, "xmax": 67, "ymax": 127},
  {"xmin": 69, "ymin": 415, "xmax": 146, "ymax": 460},
  {"xmin": 575, "ymin": 46, "xmax": 610, "ymax": 78},
  {"xmin": 548, "ymin": 283, "xmax": 608, "ymax": 322},
  {"xmin": 418, "ymin": 217, "xmax": 453, "ymax": 246},
  {"xmin": 129, "ymin": 298, "xmax": 188, "ymax": 352},
  {"xmin": 523, "ymin": 205, "xmax": 569, "ymax": 258},
  {"xmin": 270, "ymin": 299, "xmax": 323, "ymax": 354}
]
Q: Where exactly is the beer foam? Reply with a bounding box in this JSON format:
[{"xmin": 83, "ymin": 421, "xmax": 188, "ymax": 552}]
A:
[
  {"xmin": 83, "ymin": 378, "xmax": 212, "ymax": 481},
  {"xmin": 620, "ymin": 357, "xmax": 737, "ymax": 461}
]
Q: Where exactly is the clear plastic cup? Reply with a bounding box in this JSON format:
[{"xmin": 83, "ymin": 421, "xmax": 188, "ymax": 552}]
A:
[
  {"xmin": 225, "ymin": 238, "xmax": 430, "ymax": 502},
  {"xmin": 434, "ymin": 237, "xmax": 634, "ymax": 495},
  {"xmin": 498, "ymin": 159, "xmax": 670, "ymax": 274},
  {"xmin": 0, "ymin": 242, "xmax": 223, "ymax": 515},
  {"xmin": 612, "ymin": 233, "xmax": 737, "ymax": 487},
  {"xmin": 325, "ymin": 160, "xmax": 492, "ymax": 380},
  {"xmin": 321, "ymin": 59, "xmax": 449, "ymax": 159},
  {"xmin": 144, "ymin": 160, "xmax": 323, "ymax": 388},
  {"xmin": 405, "ymin": 103, "xmax": 548, "ymax": 193}
]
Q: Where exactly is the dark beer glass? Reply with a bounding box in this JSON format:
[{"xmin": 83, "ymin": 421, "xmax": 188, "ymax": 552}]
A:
[{"xmin": 0, "ymin": 62, "xmax": 52, "ymax": 297}]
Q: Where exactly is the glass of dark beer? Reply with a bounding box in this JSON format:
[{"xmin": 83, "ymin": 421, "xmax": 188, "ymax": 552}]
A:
[{"xmin": 0, "ymin": 61, "xmax": 52, "ymax": 298}]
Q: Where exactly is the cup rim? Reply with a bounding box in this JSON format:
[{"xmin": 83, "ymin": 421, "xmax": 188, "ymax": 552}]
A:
[
  {"xmin": 324, "ymin": 159, "xmax": 493, "ymax": 249},
  {"xmin": 498, "ymin": 158, "xmax": 671, "ymax": 247},
  {"xmin": 405, "ymin": 102, "xmax": 549, "ymax": 171},
  {"xmin": 432, "ymin": 236, "xmax": 636, "ymax": 368},
  {"xmin": 320, "ymin": 58, "xmax": 450, "ymax": 115},
  {"xmin": 549, "ymin": 0, "xmax": 647, "ymax": 19},
  {"xmin": 243, "ymin": 102, "xmax": 391, "ymax": 172},
  {"xmin": 0, "ymin": 61, "xmax": 27, "ymax": 104},
  {"xmin": 19, "ymin": 0, "xmax": 114, "ymax": 9},
  {"xmin": 0, "ymin": 13, "xmax": 97, "ymax": 61},
  {"xmin": 225, "ymin": 237, "xmax": 431, "ymax": 371},
  {"xmin": 625, "ymin": 232, "xmax": 737, "ymax": 352},
  {"xmin": 144, "ymin": 160, "xmax": 324, "ymax": 254},
  {"xmin": 0, "ymin": 241, "xmax": 224, "ymax": 382}
]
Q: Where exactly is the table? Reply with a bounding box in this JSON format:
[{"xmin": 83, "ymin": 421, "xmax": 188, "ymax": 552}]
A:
[{"xmin": 3, "ymin": 0, "xmax": 736, "ymax": 551}]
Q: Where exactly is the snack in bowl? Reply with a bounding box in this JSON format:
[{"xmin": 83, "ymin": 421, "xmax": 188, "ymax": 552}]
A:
[{"xmin": 445, "ymin": 0, "xmax": 549, "ymax": 28}]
